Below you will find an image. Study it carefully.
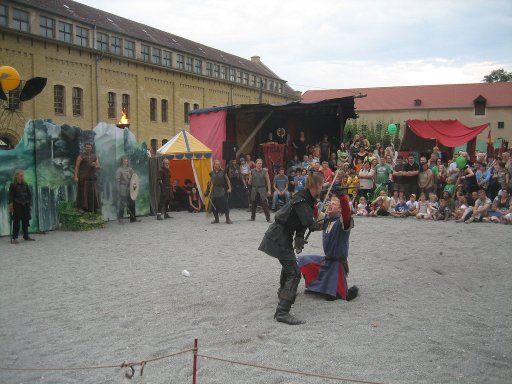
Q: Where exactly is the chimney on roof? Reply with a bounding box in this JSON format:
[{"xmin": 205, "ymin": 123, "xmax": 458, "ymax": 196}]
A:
[
  {"xmin": 414, "ymin": 99, "xmax": 422, "ymax": 107},
  {"xmin": 251, "ymin": 56, "xmax": 261, "ymax": 63}
]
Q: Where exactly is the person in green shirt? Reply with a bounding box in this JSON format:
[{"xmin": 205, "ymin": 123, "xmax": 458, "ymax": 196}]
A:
[
  {"xmin": 374, "ymin": 157, "xmax": 393, "ymax": 190},
  {"xmin": 443, "ymin": 177, "xmax": 456, "ymax": 197}
]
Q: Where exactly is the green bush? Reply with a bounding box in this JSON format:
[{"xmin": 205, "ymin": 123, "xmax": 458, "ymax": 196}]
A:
[{"xmin": 57, "ymin": 202, "xmax": 104, "ymax": 231}]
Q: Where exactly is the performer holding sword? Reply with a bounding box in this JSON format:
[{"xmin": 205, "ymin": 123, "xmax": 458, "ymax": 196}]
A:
[{"xmin": 259, "ymin": 171, "xmax": 325, "ymax": 325}]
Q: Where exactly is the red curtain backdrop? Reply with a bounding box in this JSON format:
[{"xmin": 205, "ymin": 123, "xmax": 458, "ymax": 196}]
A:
[
  {"xmin": 406, "ymin": 119, "xmax": 489, "ymax": 148},
  {"xmin": 190, "ymin": 110, "xmax": 227, "ymax": 161},
  {"xmin": 262, "ymin": 143, "xmax": 285, "ymax": 182}
]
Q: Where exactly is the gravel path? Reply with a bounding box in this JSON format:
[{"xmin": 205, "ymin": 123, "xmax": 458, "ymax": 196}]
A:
[{"xmin": 0, "ymin": 211, "xmax": 511, "ymax": 384}]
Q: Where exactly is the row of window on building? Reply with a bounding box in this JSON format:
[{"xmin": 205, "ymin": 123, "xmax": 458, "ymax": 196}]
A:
[
  {"xmin": 0, "ymin": 5, "xmax": 284, "ymax": 94},
  {"xmin": 52, "ymin": 85, "xmax": 199, "ymax": 124}
]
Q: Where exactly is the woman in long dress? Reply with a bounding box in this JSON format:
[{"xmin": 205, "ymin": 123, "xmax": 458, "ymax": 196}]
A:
[{"xmin": 297, "ymin": 194, "xmax": 358, "ymax": 301}]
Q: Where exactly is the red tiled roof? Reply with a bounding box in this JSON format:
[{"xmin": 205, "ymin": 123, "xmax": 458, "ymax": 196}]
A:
[{"xmin": 302, "ymin": 83, "xmax": 512, "ymax": 111}]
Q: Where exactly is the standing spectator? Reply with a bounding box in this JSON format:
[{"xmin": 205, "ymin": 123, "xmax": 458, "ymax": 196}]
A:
[
  {"xmin": 319, "ymin": 134, "xmax": 331, "ymax": 162},
  {"xmin": 337, "ymin": 142, "xmax": 350, "ymax": 164},
  {"xmin": 347, "ymin": 169, "xmax": 359, "ymax": 197},
  {"xmin": 392, "ymin": 156, "xmax": 407, "ymax": 196},
  {"xmin": 458, "ymin": 165, "xmax": 478, "ymax": 193},
  {"xmin": 402, "ymin": 154, "xmax": 420, "ymax": 197},
  {"xmin": 9, "ymin": 169, "xmax": 35, "ymax": 244},
  {"xmin": 116, "ymin": 156, "xmax": 137, "ymax": 223},
  {"xmin": 358, "ymin": 162, "xmax": 375, "ymax": 200},
  {"xmin": 272, "ymin": 168, "xmax": 290, "ymax": 211},
  {"xmin": 208, "ymin": 160, "xmax": 233, "ymax": 224},
  {"xmin": 293, "ymin": 131, "xmax": 307, "ymax": 160},
  {"xmin": 354, "ymin": 146, "xmax": 367, "ymax": 168},
  {"xmin": 436, "ymin": 164, "xmax": 448, "ymax": 196},
  {"xmin": 157, "ymin": 158, "xmax": 173, "ymax": 220},
  {"xmin": 374, "ymin": 157, "xmax": 393, "ymax": 192},
  {"xmin": 321, "ymin": 161, "xmax": 334, "ymax": 186},
  {"xmin": 249, "ymin": 159, "xmax": 271, "ymax": 222},
  {"xmin": 74, "ymin": 142, "xmax": 101, "ymax": 213},
  {"xmin": 418, "ymin": 157, "xmax": 435, "ymax": 196},
  {"xmin": 328, "ymin": 153, "xmax": 338, "ymax": 171},
  {"xmin": 245, "ymin": 154, "xmax": 255, "ymax": 170},
  {"xmin": 489, "ymin": 161, "xmax": 508, "ymax": 200},
  {"xmin": 475, "ymin": 162, "xmax": 491, "ymax": 190}
]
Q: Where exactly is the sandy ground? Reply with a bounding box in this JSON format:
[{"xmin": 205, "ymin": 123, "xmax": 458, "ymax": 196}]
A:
[{"xmin": 0, "ymin": 210, "xmax": 511, "ymax": 384}]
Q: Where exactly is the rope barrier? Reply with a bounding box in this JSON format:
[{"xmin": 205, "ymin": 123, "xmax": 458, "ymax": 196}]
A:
[
  {"xmin": 197, "ymin": 354, "xmax": 386, "ymax": 384},
  {"xmin": 0, "ymin": 347, "xmax": 194, "ymax": 378},
  {"xmin": 0, "ymin": 340, "xmax": 388, "ymax": 383}
]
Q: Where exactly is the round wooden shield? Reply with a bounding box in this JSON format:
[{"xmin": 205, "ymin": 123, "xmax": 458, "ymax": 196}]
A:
[{"xmin": 129, "ymin": 172, "xmax": 140, "ymax": 200}]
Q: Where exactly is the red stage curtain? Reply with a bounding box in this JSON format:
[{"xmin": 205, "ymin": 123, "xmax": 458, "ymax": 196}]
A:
[
  {"xmin": 190, "ymin": 110, "xmax": 227, "ymax": 161},
  {"xmin": 406, "ymin": 119, "xmax": 489, "ymax": 148},
  {"xmin": 262, "ymin": 143, "xmax": 285, "ymax": 182}
]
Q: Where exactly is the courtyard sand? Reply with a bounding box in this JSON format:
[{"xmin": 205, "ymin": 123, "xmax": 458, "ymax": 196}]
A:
[{"xmin": 0, "ymin": 211, "xmax": 511, "ymax": 383}]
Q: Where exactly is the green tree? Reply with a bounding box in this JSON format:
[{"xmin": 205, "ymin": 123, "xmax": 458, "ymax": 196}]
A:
[{"xmin": 483, "ymin": 68, "xmax": 512, "ymax": 83}]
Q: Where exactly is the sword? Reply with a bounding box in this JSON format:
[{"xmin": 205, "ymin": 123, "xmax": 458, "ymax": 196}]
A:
[{"xmin": 303, "ymin": 168, "xmax": 342, "ymax": 242}]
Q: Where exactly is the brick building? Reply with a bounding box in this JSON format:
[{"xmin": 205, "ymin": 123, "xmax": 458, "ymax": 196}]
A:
[
  {"xmin": 303, "ymin": 83, "xmax": 512, "ymax": 151},
  {"xmin": 0, "ymin": 0, "xmax": 298, "ymax": 150}
]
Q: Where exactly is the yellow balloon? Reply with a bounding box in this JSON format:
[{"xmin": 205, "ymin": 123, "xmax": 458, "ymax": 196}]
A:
[{"xmin": 0, "ymin": 66, "xmax": 21, "ymax": 91}]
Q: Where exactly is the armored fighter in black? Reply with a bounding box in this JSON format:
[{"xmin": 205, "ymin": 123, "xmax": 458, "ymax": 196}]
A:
[{"xmin": 258, "ymin": 171, "xmax": 324, "ymax": 325}]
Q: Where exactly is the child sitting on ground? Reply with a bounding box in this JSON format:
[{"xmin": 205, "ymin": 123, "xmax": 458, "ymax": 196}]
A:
[
  {"xmin": 433, "ymin": 198, "xmax": 451, "ymax": 221},
  {"xmin": 428, "ymin": 193, "xmax": 439, "ymax": 218},
  {"xmin": 356, "ymin": 196, "xmax": 368, "ymax": 216},
  {"xmin": 369, "ymin": 190, "xmax": 391, "ymax": 216},
  {"xmin": 406, "ymin": 193, "xmax": 418, "ymax": 216},
  {"xmin": 392, "ymin": 196, "xmax": 409, "ymax": 218},
  {"xmin": 416, "ymin": 193, "xmax": 431, "ymax": 219},
  {"xmin": 453, "ymin": 196, "xmax": 469, "ymax": 221}
]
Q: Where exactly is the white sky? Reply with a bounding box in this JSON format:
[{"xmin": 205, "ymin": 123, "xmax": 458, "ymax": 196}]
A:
[{"xmin": 82, "ymin": 0, "xmax": 512, "ymax": 92}]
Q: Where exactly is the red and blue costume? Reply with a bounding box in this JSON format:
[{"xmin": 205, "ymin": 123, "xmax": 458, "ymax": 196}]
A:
[{"xmin": 297, "ymin": 194, "xmax": 358, "ymax": 301}]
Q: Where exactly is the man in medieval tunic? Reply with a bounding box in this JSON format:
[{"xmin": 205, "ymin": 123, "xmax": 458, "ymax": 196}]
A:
[
  {"xmin": 9, "ymin": 169, "xmax": 35, "ymax": 244},
  {"xmin": 297, "ymin": 193, "xmax": 358, "ymax": 301},
  {"xmin": 208, "ymin": 160, "xmax": 233, "ymax": 224},
  {"xmin": 249, "ymin": 158, "xmax": 271, "ymax": 222},
  {"xmin": 116, "ymin": 156, "xmax": 138, "ymax": 223},
  {"xmin": 74, "ymin": 143, "xmax": 101, "ymax": 213},
  {"xmin": 259, "ymin": 171, "xmax": 324, "ymax": 325},
  {"xmin": 157, "ymin": 158, "xmax": 173, "ymax": 220}
]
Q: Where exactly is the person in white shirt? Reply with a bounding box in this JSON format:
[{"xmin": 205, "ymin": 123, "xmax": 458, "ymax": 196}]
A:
[{"xmin": 358, "ymin": 161, "xmax": 374, "ymax": 200}]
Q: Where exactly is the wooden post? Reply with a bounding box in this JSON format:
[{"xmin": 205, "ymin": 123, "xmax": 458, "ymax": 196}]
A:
[
  {"xmin": 235, "ymin": 111, "xmax": 272, "ymax": 158},
  {"xmin": 192, "ymin": 338, "xmax": 198, "ymax": 384}
]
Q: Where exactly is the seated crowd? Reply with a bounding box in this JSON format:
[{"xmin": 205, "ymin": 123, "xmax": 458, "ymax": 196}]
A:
[
  {"xmin": 174, "ymin": 133, "xmax": 512, "ymax": 224},
  {"xmin": 279, "ymin": 134, "xmax": 511, "ymax": 224}
]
